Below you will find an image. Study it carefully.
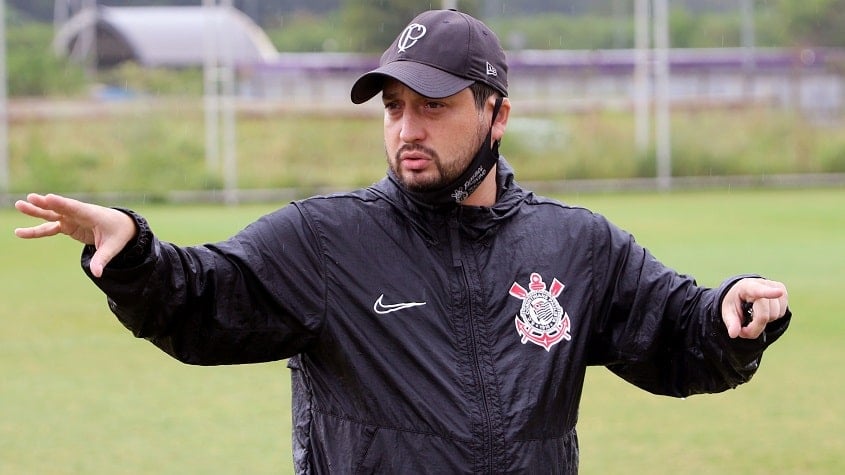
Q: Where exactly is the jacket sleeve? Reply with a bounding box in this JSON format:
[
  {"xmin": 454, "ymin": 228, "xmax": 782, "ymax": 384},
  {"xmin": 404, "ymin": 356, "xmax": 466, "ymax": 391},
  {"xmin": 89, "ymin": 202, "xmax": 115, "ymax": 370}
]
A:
[
  {"xmin": 585, "ymin": 213, "xmax": 790, "ymax": 397},
  {"xmin": 81, "ymin": 205, "xmax": 327, "ymax": 365}
]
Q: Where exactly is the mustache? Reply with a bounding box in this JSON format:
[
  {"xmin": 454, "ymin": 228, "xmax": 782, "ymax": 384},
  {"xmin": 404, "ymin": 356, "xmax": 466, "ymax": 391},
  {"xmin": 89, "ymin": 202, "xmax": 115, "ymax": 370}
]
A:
[{"xmin": 396, "ymin": 143, "xmax": 439, "ymax": 162}]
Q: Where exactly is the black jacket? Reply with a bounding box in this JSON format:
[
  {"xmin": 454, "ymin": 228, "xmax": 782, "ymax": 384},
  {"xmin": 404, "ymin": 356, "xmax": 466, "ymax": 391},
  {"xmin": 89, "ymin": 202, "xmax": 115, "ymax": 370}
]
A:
[{"xmin": 83, "ymin": 159, "xmax": 790, "ymax": 474}]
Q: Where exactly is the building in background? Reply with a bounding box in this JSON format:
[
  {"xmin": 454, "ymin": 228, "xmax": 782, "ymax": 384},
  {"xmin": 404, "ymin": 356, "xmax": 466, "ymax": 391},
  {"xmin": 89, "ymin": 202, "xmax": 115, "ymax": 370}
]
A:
[{"xmin": 53, "ymin": 5, "xmax": 278, "ymax": 68}]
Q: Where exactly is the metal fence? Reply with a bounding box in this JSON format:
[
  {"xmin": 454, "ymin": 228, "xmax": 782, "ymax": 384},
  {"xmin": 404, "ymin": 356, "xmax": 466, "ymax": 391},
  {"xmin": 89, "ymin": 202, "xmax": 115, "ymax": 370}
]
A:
[{"xmin": 239, "ymin": 47, "xmax": 845, "ymax": 120}]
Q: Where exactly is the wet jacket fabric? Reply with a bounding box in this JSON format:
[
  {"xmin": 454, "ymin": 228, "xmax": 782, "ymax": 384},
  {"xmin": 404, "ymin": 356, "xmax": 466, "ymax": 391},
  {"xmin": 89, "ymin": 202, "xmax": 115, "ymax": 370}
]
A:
[{"xmin": 83, "ymin": 159, "xmax": 790, "ymax": 474}]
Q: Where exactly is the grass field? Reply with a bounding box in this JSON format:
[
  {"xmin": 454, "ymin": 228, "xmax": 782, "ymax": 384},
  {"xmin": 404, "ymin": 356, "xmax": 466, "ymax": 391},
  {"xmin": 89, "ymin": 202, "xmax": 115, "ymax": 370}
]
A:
[
  {"xmin": 8, "ymin": 103, "xmax": 845, "ymax": 196},
  {"xmin": 2, "ymin": 188, "xmax": 843, "ymax": 474}
]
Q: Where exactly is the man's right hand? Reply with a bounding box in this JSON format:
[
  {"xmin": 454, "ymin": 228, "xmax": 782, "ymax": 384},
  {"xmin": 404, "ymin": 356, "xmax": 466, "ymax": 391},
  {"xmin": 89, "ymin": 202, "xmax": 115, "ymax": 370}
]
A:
[{"xmin": 14, "ymin": 193, "xmax": 137, "ymax": 278}]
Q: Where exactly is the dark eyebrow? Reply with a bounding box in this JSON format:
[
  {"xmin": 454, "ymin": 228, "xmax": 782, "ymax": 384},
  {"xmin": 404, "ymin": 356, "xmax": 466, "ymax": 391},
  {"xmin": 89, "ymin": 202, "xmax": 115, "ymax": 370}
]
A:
[{"xmin": 381, "ymin": 90, "xmax": 398, "ymax": 101}]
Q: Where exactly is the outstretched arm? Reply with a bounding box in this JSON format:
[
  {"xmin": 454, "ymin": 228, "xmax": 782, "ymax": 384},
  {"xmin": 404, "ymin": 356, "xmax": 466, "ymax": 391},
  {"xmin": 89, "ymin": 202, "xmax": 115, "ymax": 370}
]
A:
[
  {"xmin": 14, "ymin": 193, "xmax": 136, "ymax": 278},
  {"xmin": 721, "ymin": 277, "xmax": 789, "ymax": 339}
]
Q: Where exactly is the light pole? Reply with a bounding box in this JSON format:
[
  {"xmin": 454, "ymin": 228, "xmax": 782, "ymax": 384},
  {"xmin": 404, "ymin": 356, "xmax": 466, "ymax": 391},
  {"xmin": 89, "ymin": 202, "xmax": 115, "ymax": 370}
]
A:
[
  {"xmin": 202, "ymin": 0, "xmax": 220, "ymax": 173},
  {"xmin": 633, "ymin": 0, "xmax": 650, "ymax": 154},
  {"xmin": 653, "ymin": 0, "xmax": 672, "ymax": 190},
  {"xmin": 0, "ymin": 0, "xmax": 9, "ymax": 194},
  {"xmin": 220, "ymin": 0, "xmax": 238, "ymax": 206},
  {"xmin": 740, "ymin": 0, "xmax": 756, "ymax": 96},
  {"xmin": 202, "ymin": 0, "xmax": 238, "ymax": 205}
]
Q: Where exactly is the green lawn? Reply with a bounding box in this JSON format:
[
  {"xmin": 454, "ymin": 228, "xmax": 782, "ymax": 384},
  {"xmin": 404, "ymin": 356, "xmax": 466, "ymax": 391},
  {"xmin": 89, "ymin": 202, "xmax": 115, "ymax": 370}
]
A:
[{"xmin": 2, "ymin": 188, "xmax": 843, "ymax": 474}]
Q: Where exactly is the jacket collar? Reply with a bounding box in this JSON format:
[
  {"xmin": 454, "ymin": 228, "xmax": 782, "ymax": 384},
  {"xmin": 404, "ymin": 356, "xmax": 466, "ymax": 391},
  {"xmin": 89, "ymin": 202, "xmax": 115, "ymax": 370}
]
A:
[{"xmin": 369, "ymin": 157, "xmax": 525, "ymax": 243}]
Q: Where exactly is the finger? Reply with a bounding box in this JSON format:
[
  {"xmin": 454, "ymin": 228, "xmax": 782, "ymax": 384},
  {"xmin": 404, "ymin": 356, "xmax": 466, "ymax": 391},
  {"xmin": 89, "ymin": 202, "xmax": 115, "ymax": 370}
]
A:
[
  {"xmin": 24, "ymin": 192, "xmax": 48, "ymax": 205},
  {"xmin": 723, "ymin": 305, "xmax": 743, "ymax": 339},
  {"xmin": 766, "ymin": 297, "xmax": 783, "ymax": 321},
  {"xmin": 739, "ymin": 299, "xmax": 770, "ymax": 339},
  {"xmin": 89, "ymin": 254, "xmax": 106, "ymax": 278},
  {"xmin": 776, "ymin": 290, "xmax": 789, "ymax": 318},
  {"xmin": 740, "ymin": 279, "xmax": 786, "ymax": 302},
  {"xmin": 22, "ymin": 193, "xmax": 62, "ymax": 214},
  {"xmin": 22, "ymin": 193, "xmax": 93, "ymax": 224},
  {"xmin": 14, "ymin": 221, "xmax": 63, "ymax": 239},
  {"xmin": 88, "ymin": 240, "xmax": 124, "ymax": 278},
  {"xmin": 14, "ymin": 199, "xmax": 63, "ymax": 222},
  {"xmin": 42, "ymin": 194, "xmax": 95, "ymax": 223}
]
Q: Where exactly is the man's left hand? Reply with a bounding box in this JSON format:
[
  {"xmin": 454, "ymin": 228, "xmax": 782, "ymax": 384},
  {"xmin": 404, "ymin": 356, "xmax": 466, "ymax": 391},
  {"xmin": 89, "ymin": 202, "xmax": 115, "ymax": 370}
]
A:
[{"xmin": 722, "ymin": 278, "xmax": 789, "ymax": 339}]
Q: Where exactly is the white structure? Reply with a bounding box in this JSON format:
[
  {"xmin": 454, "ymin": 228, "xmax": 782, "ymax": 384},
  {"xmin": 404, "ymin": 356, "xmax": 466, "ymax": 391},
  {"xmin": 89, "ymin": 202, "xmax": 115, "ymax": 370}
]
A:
[{"xmin": 53, "ymin": 5, "xmax": 278, "ymax": 68}]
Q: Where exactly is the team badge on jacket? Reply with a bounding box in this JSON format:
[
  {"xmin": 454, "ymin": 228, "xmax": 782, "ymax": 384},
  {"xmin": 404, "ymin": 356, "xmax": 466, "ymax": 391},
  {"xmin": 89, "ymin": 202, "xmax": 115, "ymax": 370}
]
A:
[{"xmin": 509, "ymin": 273, "xmax": 572, "ymax": 351}]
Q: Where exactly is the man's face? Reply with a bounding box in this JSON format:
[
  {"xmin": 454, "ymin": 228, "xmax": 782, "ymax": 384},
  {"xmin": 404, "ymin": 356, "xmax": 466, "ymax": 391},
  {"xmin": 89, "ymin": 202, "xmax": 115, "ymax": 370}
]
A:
[{"xmin": 382, "ymin": 80, "xmax": 488, "ymax": 193}]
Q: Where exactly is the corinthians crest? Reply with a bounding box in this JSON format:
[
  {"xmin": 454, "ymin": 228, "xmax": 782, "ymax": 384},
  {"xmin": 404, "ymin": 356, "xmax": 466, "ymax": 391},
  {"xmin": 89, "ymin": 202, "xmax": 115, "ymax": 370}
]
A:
[{"xmin": 509, "ymin": 273, "xmax": 571, "ymax": 351}]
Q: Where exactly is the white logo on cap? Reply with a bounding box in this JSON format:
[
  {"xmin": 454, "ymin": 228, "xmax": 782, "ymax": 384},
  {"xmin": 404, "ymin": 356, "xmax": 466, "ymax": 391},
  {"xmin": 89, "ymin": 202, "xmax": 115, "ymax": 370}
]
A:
[
  {"xmin": 486, "ymin": 62, "xmax": 498, "ymax": 77},
  {"xmin": 397, "ymin": 23, "xmax": 427, "ymax": 53}
]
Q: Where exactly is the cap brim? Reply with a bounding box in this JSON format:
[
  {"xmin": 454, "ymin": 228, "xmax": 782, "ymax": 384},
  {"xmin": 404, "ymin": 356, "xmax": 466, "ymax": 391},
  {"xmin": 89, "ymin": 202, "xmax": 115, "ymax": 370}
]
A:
[{"xmin": 350, "ymin": 61, "xmax": 474, "ymax": 104}]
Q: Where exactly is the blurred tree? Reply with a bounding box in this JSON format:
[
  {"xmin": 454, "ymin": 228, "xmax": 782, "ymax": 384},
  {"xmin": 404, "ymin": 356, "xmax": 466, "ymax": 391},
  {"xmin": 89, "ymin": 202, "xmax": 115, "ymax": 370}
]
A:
[
  {"xmin": 8, "ymin": 0, "xmax": 844, "ymax": 53},
  {"xmin": 777, "ymin": 0, "xmax": 845, "ymax": 46},
  {"xmin": 6, "ymin": 23, "xmax": 86, "ymax": 96},
  {"xmin": 7, "ymin": 1, "xmax": 53, "ymax": 22}
]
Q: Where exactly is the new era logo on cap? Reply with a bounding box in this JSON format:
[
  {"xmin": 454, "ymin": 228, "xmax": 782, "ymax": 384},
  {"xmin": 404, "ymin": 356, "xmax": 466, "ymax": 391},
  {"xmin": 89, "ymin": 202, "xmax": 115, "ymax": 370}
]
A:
[
  {"xmin": 350, "ymin": 10, "xmax": 508, "ymax": 104},
  {"xmin": 486, "ymin": 62, "xmax": 498, "ymax": 77}
]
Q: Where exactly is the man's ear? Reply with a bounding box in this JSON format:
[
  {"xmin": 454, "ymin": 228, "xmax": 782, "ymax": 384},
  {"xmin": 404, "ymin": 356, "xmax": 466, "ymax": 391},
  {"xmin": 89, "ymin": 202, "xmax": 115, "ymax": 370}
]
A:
[{"xmin": 491, "ymin": 97, "xmax": 510, "ymax": 142}]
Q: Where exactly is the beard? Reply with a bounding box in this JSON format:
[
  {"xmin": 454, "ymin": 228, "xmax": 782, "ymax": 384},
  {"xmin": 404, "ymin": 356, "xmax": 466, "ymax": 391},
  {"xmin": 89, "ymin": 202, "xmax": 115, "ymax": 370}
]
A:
[
  {"xmin": 387, "ymin": 121, "xmax": 487, "ymax": 193},
  {"xmin": 389, "ymin": 143, "xmax": 463, "ymax": 192}
]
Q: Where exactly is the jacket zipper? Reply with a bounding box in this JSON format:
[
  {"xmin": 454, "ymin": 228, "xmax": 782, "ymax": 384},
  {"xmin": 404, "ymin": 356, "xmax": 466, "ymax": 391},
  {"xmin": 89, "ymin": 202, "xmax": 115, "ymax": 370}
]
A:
[{"xmin": 450, "ymin": 218, "xmax": 495, "ymax": 474}]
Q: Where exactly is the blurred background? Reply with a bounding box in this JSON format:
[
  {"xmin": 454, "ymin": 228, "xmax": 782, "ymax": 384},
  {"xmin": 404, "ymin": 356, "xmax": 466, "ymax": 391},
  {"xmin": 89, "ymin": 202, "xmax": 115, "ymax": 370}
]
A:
[
  {"xmin": 1, "ymin": 2, "xmax": 843, "ymax": 474},
  {"xmin": 0, "ymin": 0, "xmax": 844, "ymax": 204}
]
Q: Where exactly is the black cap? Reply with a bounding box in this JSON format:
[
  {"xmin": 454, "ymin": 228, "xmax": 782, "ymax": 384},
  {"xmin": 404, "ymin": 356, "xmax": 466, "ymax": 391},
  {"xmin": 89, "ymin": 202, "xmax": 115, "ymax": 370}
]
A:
[{"xmin": 350, "ymin": 10, "xmax": 508, "ymax": 104}]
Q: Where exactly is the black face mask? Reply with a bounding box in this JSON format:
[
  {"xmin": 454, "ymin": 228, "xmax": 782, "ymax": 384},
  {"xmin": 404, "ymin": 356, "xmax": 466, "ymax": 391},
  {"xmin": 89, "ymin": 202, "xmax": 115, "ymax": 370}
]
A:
[{"xmin": 389, "ymin": 97, "xmax": 504, "ymax": 207}]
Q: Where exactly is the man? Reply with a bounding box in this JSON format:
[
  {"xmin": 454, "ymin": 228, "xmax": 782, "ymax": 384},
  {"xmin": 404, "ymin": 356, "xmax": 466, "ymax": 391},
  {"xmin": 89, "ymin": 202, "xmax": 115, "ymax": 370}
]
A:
[{"xmin": 15, "ymin": 9, "xmax": 789, "ymax": 474}]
